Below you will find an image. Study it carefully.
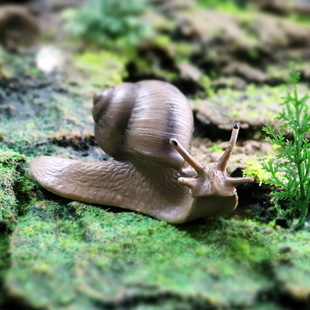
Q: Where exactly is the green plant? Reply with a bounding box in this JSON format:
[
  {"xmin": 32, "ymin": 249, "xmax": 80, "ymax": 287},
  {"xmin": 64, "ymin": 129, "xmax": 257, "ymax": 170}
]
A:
[
  {"xmin": 63, "ymin": 0, "xmax": 153, "ymax": 47},
  {"xmin": 263, "ymin": 69, "xmax": 310, "ymax": 229},
  {"xmin": 197, "ymin": 0, "xmax": 244, "ymax": 11}
]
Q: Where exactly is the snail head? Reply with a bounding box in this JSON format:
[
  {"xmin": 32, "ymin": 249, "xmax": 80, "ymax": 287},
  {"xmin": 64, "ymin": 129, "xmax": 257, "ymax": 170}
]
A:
[{"xmin": 170, "ymin": 124, "xmax": 254, "ymax": 197}]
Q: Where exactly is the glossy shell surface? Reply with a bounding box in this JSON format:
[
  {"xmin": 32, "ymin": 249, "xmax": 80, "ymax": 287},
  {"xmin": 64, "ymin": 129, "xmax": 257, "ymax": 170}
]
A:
[{"xmin": 93, "ymin": 80, "xmax": 193, "ymax": 168}]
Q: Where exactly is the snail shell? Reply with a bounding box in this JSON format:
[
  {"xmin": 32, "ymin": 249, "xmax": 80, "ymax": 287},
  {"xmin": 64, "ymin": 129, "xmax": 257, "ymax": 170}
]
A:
[{"xmin": 92, "ymin": 80, "xmax": 193, "ymax": 168}]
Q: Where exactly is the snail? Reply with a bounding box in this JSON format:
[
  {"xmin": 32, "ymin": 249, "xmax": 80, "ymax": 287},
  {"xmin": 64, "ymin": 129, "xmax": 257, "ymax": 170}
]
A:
[{"xmin": 30, "ymin": 80, "xmax": 253, "ymax": 224}]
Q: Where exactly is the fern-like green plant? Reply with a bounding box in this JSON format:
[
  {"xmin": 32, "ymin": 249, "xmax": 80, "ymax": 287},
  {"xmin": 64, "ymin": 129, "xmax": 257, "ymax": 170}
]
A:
[
  {"xmin": 263, "ymin": 69, "xmax": 310, "ymax": 229},
  {"xmin": 63, "ymin": 0, "xmax": 153, "ymax": 47}
]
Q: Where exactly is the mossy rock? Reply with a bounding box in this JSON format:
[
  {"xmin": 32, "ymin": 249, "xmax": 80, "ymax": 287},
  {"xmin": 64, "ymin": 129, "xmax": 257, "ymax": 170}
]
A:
[
  {"xmin": 5, "ymin": 201, "xmax": 310, "ymax": 309},
  {"xmin": 191, "ymin": 83, "xmax": 304, "ymax": 140},
  {"xmin": 0, "ymin": 51, "xmax": 101, "ymax": 161}
]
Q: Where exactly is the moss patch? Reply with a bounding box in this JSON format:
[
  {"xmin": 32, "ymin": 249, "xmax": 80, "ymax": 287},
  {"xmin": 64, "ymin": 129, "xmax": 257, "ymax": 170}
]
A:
[
  {"xmin": 72, "ymin": 50, "xmax": 129, "ymax": 88},
  {"xmin": 0, "ymin": 48, "xmax": 40, "ymax": 80},
  {"xmin": 0, "ymin": 151, "xmax": 30, "ymax": 232},
  {"xmin": 5, "ymin": 201, "xmax": 310, "ymax": 309},
  {"xmin": 0, "ymin": 83, "xmax": 90, "ymax": 157},
  {"xmin": 0, "ymin": 52, "xmax": 96, "ymax": 159},
  {"xmin": 0, "ymin": 151, "xmax": 35, "ymax": 308},
  {"xmin": 0, "ymin": 234, "xmax": 10, "ymax": 306},
  {"xmin": 191, "ymin": 83, "xmax": 297, "ymax": 140}
]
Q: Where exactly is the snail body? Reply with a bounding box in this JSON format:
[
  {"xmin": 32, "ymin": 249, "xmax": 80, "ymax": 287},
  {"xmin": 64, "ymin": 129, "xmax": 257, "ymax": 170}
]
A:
[{"xmin": 30, "ymin": 80, "xmax": 253, "ymax": 224}]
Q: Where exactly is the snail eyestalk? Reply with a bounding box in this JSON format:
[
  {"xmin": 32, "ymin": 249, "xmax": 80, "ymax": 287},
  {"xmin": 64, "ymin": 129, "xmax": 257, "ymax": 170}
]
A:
[
  {"xmin": 216, "ymin": 124, "xmax": 240, "ymax": 172},
  {"xmin": 227, "ymin": 176, "xmax": 255, "ymax": 186},
  {"xmin": 169, "ymin": 138, "xmax": 204, "ymax": 175},
  {"xmin": 170, "ymin": 126, "xmax": 254, "ymax": 197}
]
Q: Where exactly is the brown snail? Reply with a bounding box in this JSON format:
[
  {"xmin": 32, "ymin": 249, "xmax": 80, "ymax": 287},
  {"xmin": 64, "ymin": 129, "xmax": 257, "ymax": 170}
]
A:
[{"xmin": 30, "ymin": 80, "xmax": 253, "ymax": 224}]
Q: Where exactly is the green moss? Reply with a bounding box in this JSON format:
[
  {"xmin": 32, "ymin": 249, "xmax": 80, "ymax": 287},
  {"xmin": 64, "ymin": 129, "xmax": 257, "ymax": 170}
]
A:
[
  {"xmin": 243, "ymin": 158, "xmax": 271, "ymax": 185},
  {"xmin": 192, "ymin": 83, "xmax": 289, "ymax": 124},
  {"xmin": 174, "ymin": 42, "xmax": 195, "ymax": 63},
  {"xmin": 0, "ymin": 234, "xmax": 10, "ymax": 306},
  {"xmin": 0, "ymin": 151, "xmax": 36, "ymax": 233},
  {"xmin": 5, "ymin": 201, "xmax": 310, "ymax": 309},
  {"xmin": 288, "ymin": 12, "xmax": 310, "ymax": 26},
  {"xmin": 0, "ymin": 151, "xmax": 28, "ymax": 232},
  {"xmin": 0, "ymin": 58, "xmax": 92, "ymax": 158},
  {"xmin": 209, "ymin": 143, "xmax": 223, "ymax": 153},
  {"xmin": 197, "ymin": 0, "xmax": 243, "ymax": 13},
  {"xmin": 73, "ymin": 51, "xmax": 129, "ymax": 87},
  {"xmin": 153, "ymin": 35, "xmax": 172, "ymax": 49},
  {"xmin": 0, "ymin": 48, "xmax": 37, "ymax": 79},
  {"xmin": 200, "ymin": 75, "xmax": 215, "ymax": 97}
]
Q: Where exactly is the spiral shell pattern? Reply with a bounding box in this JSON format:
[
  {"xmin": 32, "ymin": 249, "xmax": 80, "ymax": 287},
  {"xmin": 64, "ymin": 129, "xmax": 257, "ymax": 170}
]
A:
[{"xmin": 93, "ymin": 80, "xmax": 193, "ymax": 168}]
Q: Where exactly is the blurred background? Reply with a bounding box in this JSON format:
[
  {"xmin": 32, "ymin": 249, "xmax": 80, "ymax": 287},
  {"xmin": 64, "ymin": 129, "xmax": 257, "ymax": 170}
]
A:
[{"xmin": 1, "ymin": 0, "xmax": 310, "ymax": 89}]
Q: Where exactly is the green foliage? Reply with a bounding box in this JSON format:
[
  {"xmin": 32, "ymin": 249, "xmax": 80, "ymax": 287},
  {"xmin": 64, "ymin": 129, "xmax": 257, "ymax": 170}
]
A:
[
  {"xmin": 63, "ymin": 0, "xmax": 153, "ymax": 47},
  {"xmin": 263, "ymin": 69, "xmax": 310, "ymax": 229}
]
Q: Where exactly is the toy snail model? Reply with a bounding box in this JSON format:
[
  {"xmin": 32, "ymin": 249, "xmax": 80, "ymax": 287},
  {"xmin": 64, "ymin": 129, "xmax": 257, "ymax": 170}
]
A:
[{"xmin": 30, "ymin": 80, "xmax": 253, "ymax": 224}]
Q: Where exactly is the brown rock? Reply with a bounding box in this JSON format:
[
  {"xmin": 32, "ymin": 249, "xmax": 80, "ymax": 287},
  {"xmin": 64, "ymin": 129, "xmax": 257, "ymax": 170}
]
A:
[
  {"xmin": 0, "ymin": 5, "xmax": 39, "ymax": 51},
  {"xmin": 250, "ymin": 0, "xmax": 310, "ymax": 15},
  {"xmin": 177, "ymin": 62, "xmax": 202, "ymax": 81},
  {"xmin": 222, "ymin": 62, "xmax": 267, "ymax": 83},
  {"xmin": 211, "ymin": 76, "xmax": 246, "ymax": 91}
]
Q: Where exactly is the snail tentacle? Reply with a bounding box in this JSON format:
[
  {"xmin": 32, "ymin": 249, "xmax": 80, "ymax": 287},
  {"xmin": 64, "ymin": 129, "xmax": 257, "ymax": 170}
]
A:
[
  {"xmin": 171, "ymin": 126, "xmax": 253, "ymax": 198},
  {"xmin": 216, "ymin": 124, "xmax": 240, "ymax": 172},
  {"xmin": 227, "ymin": 176, "xmax": 255, "ymax": 186},
  {"xmin": 169, "ymin": 138, "xmax": 204, "ymax": 174}
]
